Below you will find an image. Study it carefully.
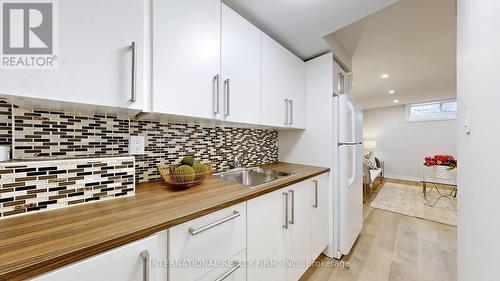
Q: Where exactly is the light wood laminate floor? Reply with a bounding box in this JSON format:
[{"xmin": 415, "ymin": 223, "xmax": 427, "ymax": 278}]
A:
[{"xmin": 300, "ymin": 207, "xmax": 457, "ymax": 281}]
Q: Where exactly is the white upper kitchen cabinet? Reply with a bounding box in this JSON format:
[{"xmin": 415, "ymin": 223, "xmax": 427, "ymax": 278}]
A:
[
  {"xmin": 261, "ymin": 33, "xmax": 306, "ymax": 129},
  {"xmin": 220, "ymin": 4, "xmax": 261, "ymax": 124},
  {"xmin": 0, "ymin": 0, "xmax": 145, "ymax": 110},
  {"xmin": 31, "ymin": 232, "xmax": 167, "ymax": 281},
  {"xmin": 152, "ymin": 0, "xmax": 221, "ymax": 119},
  {"xmin": 289, "ymin": 63, "xmax": 307, "ymax": 129}
]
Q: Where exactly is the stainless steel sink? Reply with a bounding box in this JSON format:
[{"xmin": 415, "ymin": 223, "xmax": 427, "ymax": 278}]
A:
[{"xmin": 216, "ymin": 167, "xmax": 294, "ymax": 188}]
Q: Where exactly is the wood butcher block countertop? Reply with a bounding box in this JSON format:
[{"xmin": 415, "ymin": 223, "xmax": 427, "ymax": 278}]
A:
[{"xmin": 0, "ymin": 162, "xmax": 329, "ymax": 281}]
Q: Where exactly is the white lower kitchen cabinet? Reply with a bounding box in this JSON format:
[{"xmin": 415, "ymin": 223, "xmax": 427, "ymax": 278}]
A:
[
  {"xmin": 286, "ymin": 181, "xmax": 313, "ymax": 281},
  {"xmin": 247, "ymin": 188, "xmax": 287, "ymax": 281},
  {"xmin": 168, "ymin": 202, "xmax": 247, "ymax": 281},
  {"xmin": 311, "ymin": 173, "xmax": 330, "ymax": 259},
  {"xmin": 30, "ymin": 232, "xmax": 167, "ymax": 281},
  {"xmin": 29, "ymin": 173, "xmax": 329, "ymax": 281},
  {"xmin": 197, "ymin": 250, "xmax": 246, "ymax": 281},
  {"xmin": 247, "ymin": 178, "xmax": 317, "ymax": 281}
]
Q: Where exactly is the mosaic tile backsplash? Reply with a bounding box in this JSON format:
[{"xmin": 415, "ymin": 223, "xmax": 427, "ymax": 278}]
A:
[
  {"xmin": 0, "ymin": 156, "xmax": 135, "ymax": 218},
  {"xmin": 14, "ymin": 107, "xmax": 129, "ymax": 158},
  {"xmin": 0, "ymin": 101, "xmax": 12, "ymax": 146},
  {"xmin": 0, "ymin": 101, "xmax": 279, "ymax": 183}
]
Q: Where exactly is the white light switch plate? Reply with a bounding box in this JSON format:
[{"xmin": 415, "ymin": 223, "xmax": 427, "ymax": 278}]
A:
[{"xmin": 129, "ymin": 135, "xmax": 145, "ymax": 155}]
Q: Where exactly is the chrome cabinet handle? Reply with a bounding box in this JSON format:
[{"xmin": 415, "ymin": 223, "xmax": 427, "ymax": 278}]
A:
[
  {"xmin": 288, "ymin": 190, "xmax": 295, "ymax": 224},
  {"xmin": 140, "ymin": 250, "xmax": 149, "ymax": 281},
  {"xmin": 338, "ymin": 141, "xmax": 362, "ymax": 146},
  {"xmin": 289, "ymin": 99, "xmax": 294, "ymax": 125},
  {"xmin": 283, "ymin": 192, "xmax": 289, "ymax": 229},
  {"xmin": 214, "ymin": 261, "xmax": 241, "ymax": 281},
  {"xmin": 313, "ymin": 180, "xmax": 318, "ymax": 208},
  {"xmin": 130, "ymin": 41, "xmax": 137, "ymax": 102},
  {"xmin": 284, "ymin": 99, "xmax": 289, "ymax": 125},
  {"xmin": 224, "ymin": 79, "xmax": 230, "ymax": 116},
  {"xmin": 189, "ymin": 211, "xmax": 240, "ymax": 236},
  {"xmin": 213, "ymin": 74, "xmax": 220, "ymax": 114}
]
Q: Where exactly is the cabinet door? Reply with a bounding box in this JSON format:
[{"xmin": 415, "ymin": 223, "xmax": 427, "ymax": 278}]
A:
[
  {"xmin": 247, "ymin": 188, "xmax": 287, "ymax": 281},
  {"xmin": 152, "ymin": 0, "xmax": 221, "ymax": 119},
  {"xmin": 197, "ymin": 250, "xmax": 246, "ymax": 281},
  {"xmin": 31, "ymin": 232, "xmax": 167, "ymax": 281},
  {"xmin": 311, "ymin": 173, "xmax": 329, "ymax": 259},
  {"xmin": 261, "ymin": 33, "xmax": 288, "ymax": 127},
  {"xmin": 261, "ymin": 33, "xmax": 306, "ymax": 128},
  {"xmin": 288, "ymin": 60, "xmax": 306, "ymax": 129},
  {"xmin": 169, "ymin": 202, "xmax": 246, "ymax": 281},
  {"xmin": 0, "ymin": 0, "xmax": 145, "ymax": 110},
  {"xmin": 221, "ymin": 4, "xmax": 261, "ymax": 124},
  {"xmin": 286, "ymin": 182, "xmax": 312, "ymax": 281}
]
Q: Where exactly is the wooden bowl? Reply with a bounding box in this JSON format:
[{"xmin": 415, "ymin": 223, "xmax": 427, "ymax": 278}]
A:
[{"xmin": 158, "ymin": 163, "xmax": 212, "ymax": 188}]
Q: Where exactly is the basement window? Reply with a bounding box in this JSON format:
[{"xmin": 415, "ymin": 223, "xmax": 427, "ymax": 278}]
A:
[{"xmin": 406, "ymin": 99, "xmax": 457, "ymax": 122}]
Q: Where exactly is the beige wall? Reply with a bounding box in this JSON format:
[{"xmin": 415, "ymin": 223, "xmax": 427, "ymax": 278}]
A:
[
  {"xmin": 363, "ymin": 105, "xmax": 457, "ymax": 181},
  {"xmin": 322, "ymin": 33, "xmax": 352, "ymax": 72}
]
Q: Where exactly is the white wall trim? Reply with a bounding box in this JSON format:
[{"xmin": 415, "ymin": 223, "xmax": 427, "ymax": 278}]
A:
[{"xmin": 384, "ymin": 173, "xmax": 421, "ymax": 182}]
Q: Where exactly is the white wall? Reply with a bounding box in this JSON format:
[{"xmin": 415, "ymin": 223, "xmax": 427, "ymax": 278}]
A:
[
  {"xmin": 363, "ymin": 105, "xmax": 457, "ymax": 181},
  {"xmin": 457, "ymin": 1, "xmax": 500, "ymax": 280},
  {"xmin": 323, "ymin": 33, "xmax": 352, "ymax": 72}
]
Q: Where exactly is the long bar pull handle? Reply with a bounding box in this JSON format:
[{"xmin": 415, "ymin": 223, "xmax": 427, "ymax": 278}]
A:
[
  {"xmin": 289, "ymin": 99, "xmax": 294, "ymax": 125},
  {"xmin": 288, "ymin": 190, "xmax": 295, "ymax": 225},
  {"xmin": 130, "ymin": 41, "xmax": 137, "ymax": 102},
  {"xmin": 284, "ymin": 99, "xmax": 289, "ymax": 126},
  {"xmin": 140, "ymin": 250, "xmax": 149, "ymax": 281},
  {"xmin": 214, "ymin": 261, "xmax": 241, "ymax": 281},
  {"xmin": 283, "ymin": 192, "xmax": 289, "ymax": 229},
  {"xmin": 338, "ymin": 141, "xmax": 362, "ymax": 146},
  {"xmin": 213, "ymin": 74, "xmax": 220, "ymax": 114},
  {"xmin": 313, "ymin": 180, "xmax": 318, "ymax": 208},
  {"xmin": 189, "ymin": 211, "xmax": 240, "ymax": 236},
  {"xmin": 224, "ymin": 79, "xmax": 230, "ymax": 116}
]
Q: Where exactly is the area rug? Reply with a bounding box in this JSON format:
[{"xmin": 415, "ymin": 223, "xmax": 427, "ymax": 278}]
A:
[{"xmin": 370, "ymin": 182, "xmax": 457, "ymax": 226}]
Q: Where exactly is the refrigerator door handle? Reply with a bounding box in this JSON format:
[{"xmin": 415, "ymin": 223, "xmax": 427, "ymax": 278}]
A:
[
  {"xmin": 348, "ymin": 145, "xmax": 356, "ymax": 186},
  {"xmin": 347, "ymin": 100, "xmax": 357, "ymax": 186}
]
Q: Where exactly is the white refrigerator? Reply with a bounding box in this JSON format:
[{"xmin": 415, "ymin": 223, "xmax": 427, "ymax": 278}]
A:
[{"xmin": 332, "ymin": 72, "xmax": 364, "ymax": 257}]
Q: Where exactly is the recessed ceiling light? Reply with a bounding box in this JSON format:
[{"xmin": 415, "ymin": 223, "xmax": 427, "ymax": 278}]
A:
[
  {"xmin": 393, "ymin": 99, "xmax": 399, "ymax": 103},
  {"xmin": 389, "ymin": 90, "xmax": 396, "ymax": 94},
  {"xmin": 381, "ymin": 74, "xmax": 389, "ymax": 79}
]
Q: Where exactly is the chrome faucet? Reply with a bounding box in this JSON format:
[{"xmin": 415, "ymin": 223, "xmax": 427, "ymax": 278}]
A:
[{"xmin": 233, "ymin": 152, "xmax": 249, "ymax": 169}]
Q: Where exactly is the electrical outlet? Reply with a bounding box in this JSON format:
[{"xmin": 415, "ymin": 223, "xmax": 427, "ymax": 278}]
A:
[{"xmin": 129, "ymin": 135, "xmax": 145, "ymax": 155}]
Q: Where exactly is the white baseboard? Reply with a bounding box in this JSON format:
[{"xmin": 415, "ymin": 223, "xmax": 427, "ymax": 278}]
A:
[{"xmin": 384, "ymin": 174, "xmax": 421, "ymax": 182}]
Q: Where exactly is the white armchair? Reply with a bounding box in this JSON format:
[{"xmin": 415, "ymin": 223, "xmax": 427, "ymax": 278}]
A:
[{"xmin": 363, "ymin": 158, "xmax": 384, "ymax": 203}]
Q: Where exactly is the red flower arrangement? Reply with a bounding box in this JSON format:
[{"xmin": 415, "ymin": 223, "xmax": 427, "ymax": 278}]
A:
[{"xmin": 424, "ymin": 155, "xmax": 457, "ymax": 169}]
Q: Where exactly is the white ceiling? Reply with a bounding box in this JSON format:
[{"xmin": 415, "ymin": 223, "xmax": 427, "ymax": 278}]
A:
[
  {"xmin": 331, "ymin": 0, "xmax": 456, "ymax": 109},
  {"xmin": 223, "ymin": 0, "xmax": 398, "ymax": 60}
]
